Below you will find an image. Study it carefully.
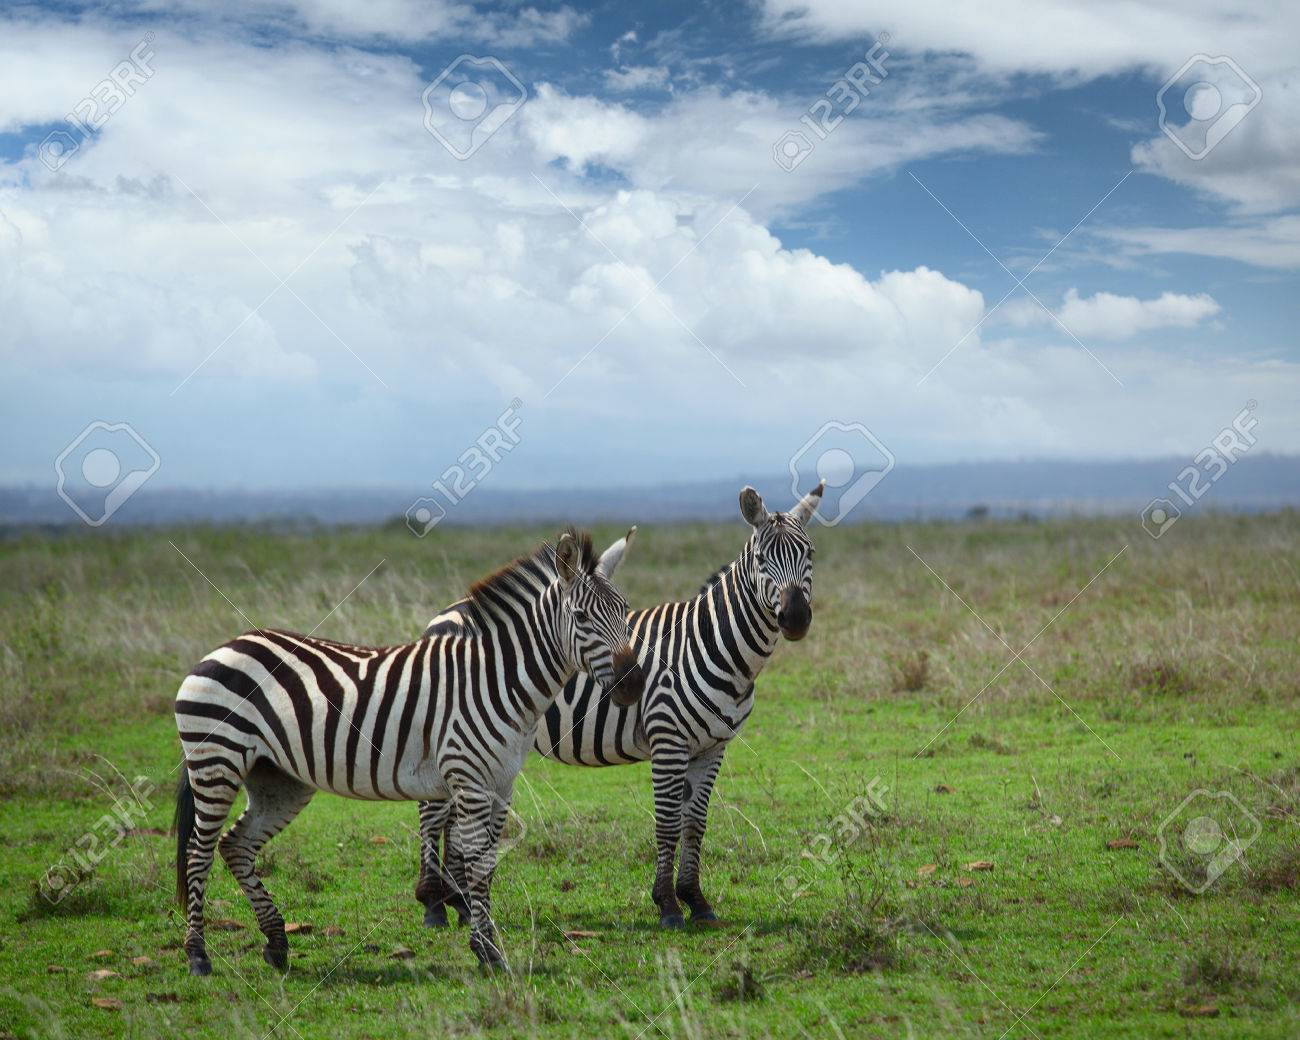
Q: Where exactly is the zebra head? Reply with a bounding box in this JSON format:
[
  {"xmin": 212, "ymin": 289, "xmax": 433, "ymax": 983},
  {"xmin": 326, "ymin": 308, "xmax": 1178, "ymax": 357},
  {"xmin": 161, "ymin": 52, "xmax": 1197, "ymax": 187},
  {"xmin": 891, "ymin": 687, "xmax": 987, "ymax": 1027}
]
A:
[
  {"xmin": 738, "ymin": 482, "xmax": 824, "ymax": 641},
  {"xmin": 554, "ymin": 528, "xmax": 644, "ymax": 707}
]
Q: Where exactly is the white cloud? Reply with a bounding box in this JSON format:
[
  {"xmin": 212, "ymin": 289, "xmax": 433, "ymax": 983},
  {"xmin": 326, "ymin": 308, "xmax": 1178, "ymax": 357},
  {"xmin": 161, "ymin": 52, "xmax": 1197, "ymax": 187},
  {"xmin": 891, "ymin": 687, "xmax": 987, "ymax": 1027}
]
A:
[
  {"xmin": 1001, "ymin": 289, "xmax": 1221, "ymax": 340},
  {"xmin": 1095, "ymin": 216, "xmax": 1300, "ymax": 270},
  {"xmin": 761, "ymin": 1, "xmax": 1300, "ymax": 213},
  {"xmin": 604, "ymin": 65, "xmax": 671, "ymax": 92},
  {"xmin": 0, "ymin": 3, "xmax": 1296, "ymax": 486}
]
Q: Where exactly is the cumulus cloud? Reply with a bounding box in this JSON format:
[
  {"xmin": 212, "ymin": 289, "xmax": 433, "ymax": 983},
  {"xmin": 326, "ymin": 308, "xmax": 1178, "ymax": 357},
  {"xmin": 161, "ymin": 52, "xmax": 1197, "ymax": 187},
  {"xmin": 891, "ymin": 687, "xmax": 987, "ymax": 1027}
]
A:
[{"xmin": 0, "ymin": 2, "xmax": 1296, "ymax": 486}]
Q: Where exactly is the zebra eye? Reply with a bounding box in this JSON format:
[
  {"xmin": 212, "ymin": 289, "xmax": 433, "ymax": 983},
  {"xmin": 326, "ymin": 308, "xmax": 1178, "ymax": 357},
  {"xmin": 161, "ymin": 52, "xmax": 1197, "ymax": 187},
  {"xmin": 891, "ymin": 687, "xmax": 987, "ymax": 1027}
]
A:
[
  {"xmin": 571, "ymin": 607, "xmax": 589, "ymax": 621},
  {"xmin": 754, "ymin": 551, "xmax": 765, "ymax": 564}
]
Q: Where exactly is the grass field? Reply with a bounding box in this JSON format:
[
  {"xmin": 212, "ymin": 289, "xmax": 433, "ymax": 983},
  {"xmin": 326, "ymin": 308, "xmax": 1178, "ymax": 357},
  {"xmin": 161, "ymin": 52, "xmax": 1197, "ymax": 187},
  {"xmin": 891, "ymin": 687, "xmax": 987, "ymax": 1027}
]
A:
[{"xmin": 0, "ymin": 513, "xmax": 1296, "ymax": 1038}]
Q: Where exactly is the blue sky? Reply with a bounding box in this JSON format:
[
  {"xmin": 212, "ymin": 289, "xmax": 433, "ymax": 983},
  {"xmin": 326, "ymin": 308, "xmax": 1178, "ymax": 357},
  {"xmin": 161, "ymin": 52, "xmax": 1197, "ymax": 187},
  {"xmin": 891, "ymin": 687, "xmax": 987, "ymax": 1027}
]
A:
[{"xmin": 1, "ymin": 0, "xmax": 1297, "ymax": 493}]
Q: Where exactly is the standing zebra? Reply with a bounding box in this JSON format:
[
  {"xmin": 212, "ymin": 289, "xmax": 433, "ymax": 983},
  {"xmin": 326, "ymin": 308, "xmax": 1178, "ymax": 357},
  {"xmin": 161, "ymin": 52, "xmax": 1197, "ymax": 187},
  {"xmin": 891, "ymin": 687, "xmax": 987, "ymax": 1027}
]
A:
[
  {"xmin": 174, "ymin": 528, "xmax": 644, "ymax": 973},
  {"xmin": 415, "ymin": 483, "xmax": 822, "ymax": 928}
]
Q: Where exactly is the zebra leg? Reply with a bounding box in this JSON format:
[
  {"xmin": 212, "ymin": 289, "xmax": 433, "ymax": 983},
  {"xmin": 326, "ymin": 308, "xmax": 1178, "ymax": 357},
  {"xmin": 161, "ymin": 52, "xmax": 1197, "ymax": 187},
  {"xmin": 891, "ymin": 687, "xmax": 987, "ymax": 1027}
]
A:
[
  {"xmin": 181, "ymin": 765, "xmax": 243, "ymax": 976},
  {"xmin": 454, "ymin": 786, "xmax": 509, "ymax": 969},
  {"xmin": 442, "ymin": 816, "xmax": 471, "ymax": 925},
  {"xmin": 676, "ymin": 745, "xmax": 725, "ymax": 923},
  {"xmin": 415, "ymin": 799, "xmax": 451, "ymax": 927},
  {"xmin": 649, "ymin": 748, "xmax": 688, "ymax": 928},
  {"xmin": 217, "ymin": 762, "xmax": 314, "ymax": 972}
]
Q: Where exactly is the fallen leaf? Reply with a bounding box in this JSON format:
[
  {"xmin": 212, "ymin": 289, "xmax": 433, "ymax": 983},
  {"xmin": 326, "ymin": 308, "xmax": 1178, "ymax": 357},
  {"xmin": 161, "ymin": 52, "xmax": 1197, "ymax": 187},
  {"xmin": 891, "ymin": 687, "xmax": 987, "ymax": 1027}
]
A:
[
  {"xmin": 323, "ymin": 926, "xmax": 344, "ymax": 937},
  {"xmin": 126, "ymin": 827, "xmax": 169, "ymax": 837},
  {"xmin": 209, "ymin": 918, "xmax": 245, "ymax": 931},
  {"xmin": 934, "ymin": 784, "xmax": 955, "ymax": 795},
  {"xmin": 390, "ymin": 946, "xmax": 415, "ymax": 960},
  {"xmin": 88, "ymin": 969, "xmax": 120, "ymax": 981},
  {"xmin": 916, "ymin": 864, "xmax": 938, "ymax": 877},
  {"xmin": 1047, "ymin": 814, "xmax": 1063, "ymax": 827},
  {"xmin": 559, "ymin": 879, "xmax": 576, "ymax": 892},
  {"xmin": 91, "ymin": 998, "xmax": 122, "ymax": 1011},
  {"xmin": 145, "ymin": 992, "xmax": 181, "ymax": 1005},
  {"xmin": 46, "ymin": 965, "xmax": 66, "ymax": 974},
  {"xmin": 370, "ymin": 835, "xmax": 390, "ymax": 845},
  {"xmin": 284, "ymin": 922, "xmax": 312, "ymax": 935},
  {"xmin": 1179, "ymin": 1004, "xmax": 1219, "ymax": 1018},
  {"xmin": 131, "ymin": 956, "xmax": 153, "ymax": 967},
  {"xmin": 956, "ymin": 877, "xmax": 974, "ymax": 888},
  {"xmin": 1107, "ymin": 838, "xmax": 1140, "ymax": 850},
  {"xmin": 965, "ymin": 861, "xmax": 995, "ymax": 872},
  {"xmin": 91, "ymin": 949, "xmax": 114, "ymax": 960},
  {"xmin": 563, "ymin": 930, "xmax": 598, "ymax": 940}
]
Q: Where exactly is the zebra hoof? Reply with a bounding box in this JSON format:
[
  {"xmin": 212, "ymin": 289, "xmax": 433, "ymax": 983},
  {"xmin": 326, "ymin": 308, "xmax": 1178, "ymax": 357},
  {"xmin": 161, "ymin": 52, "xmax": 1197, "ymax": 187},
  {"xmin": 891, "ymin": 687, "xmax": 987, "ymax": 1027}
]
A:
[
  {"xmin": 263, "ymin": 945, "xmax": 289, "ymax": 971},
  {"xmin": 470, "ymin": 934, "xmax": 508, "ymax": 971},
  {"xmin": 423, "ymin": 904, "xmax": 450, "ymax": 928},
  {"xmin": 692, "ymin": 910, "xmax": 721, "ymax": 925},
  {"xmin": 659, "ymin": 913, "xmax": 686, "ymax": 929},
  {"xmin": 187, "ymin": 955, "xmax": 212, "ymax": 977}
]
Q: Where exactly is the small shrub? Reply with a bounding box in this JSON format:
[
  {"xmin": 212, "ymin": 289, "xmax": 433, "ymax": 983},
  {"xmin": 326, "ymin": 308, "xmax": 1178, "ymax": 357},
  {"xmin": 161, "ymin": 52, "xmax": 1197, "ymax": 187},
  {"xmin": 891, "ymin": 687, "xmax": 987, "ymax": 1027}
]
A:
[
  {"xmin": 1182, "ymin": 945, "xmax": 1260, "ymax": 992},
  {"xmin": 1132, "ymin": 659, "xmax": 1195, "ymax": 697},
  {"xmin": 715, "ymin": 961, "xmax": 766, "ymax": 1003},
  {"xmin": 1247, "ymin": 845, "xmax": 1299, "ymax": 893},
  {"xmin": 798, "ymin": 885, "xmax": 901, "ymax": 974},
  {"xmin": 968, "ymin": 732, "xmax": 1014, "ymax": 755},
  {"xmin": 892, "ymin": 650, "xmax": 930, "ymax": 693}
]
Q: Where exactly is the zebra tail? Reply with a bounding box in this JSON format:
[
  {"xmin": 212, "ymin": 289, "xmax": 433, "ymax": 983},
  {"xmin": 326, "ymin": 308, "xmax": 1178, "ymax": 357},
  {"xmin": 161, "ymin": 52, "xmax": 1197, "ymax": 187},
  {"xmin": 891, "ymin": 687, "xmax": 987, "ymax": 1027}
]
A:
[{"xmin": 174, "ymin": 769, "xmax": 195, "ymax": 907}]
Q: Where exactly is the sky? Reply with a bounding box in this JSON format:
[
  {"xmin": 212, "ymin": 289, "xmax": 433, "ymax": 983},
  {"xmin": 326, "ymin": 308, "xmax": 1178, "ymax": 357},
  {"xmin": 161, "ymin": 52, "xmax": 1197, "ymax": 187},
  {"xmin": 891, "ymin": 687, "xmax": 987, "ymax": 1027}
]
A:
[{"xmin": 1, "ymin": 0, "xmax": 1298, "ymax": 495}]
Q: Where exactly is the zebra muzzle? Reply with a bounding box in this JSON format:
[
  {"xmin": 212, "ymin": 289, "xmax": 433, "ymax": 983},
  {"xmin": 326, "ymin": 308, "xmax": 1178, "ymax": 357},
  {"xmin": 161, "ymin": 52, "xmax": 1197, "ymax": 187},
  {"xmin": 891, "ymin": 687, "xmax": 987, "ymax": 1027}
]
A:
[
  {"xmin": 608, "ymin": 648, "xmax": 645, "ymax": 706},
  {"xmin": 777, "ymin": 586, "xmax": 812, "ymax": 641}
]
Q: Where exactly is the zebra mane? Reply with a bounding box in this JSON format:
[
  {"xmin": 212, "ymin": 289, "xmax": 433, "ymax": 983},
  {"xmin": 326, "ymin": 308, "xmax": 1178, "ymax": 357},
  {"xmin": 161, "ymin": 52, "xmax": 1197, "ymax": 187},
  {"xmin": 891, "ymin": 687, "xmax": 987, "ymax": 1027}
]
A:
[
  {"xmin": 698, "ymin": 563, "xmax": 730, "ymax": 595},
  {"xmin": 464, "ymin": 526, "xmax": 596, "ymax": 618}
]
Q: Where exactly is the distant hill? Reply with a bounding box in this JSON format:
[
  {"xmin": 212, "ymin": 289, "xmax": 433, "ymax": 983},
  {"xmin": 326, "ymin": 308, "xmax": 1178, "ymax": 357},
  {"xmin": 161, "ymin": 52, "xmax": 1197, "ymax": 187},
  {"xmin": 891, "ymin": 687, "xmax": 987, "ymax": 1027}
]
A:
[{"xmin": 4, "ymin": 454, "xmax": 1298, "ymax": 530}]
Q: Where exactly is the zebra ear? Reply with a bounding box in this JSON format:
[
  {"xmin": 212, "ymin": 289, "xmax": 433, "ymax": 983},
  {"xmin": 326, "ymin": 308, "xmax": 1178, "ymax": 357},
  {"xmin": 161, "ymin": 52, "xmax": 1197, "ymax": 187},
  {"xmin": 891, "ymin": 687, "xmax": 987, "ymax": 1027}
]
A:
[
  {"xmin": 789, "ymin": 480, "xmax": 826, "ymax": 525},
  {"xmin": 554, "ymin": 532, "xmax": 580, "ymax": 587},
  {"xmin": 739, "ymin": 486, "xmax": 769, "ymax": 528},
  {"xmin": 596, "ymin": 526, "xmax": 636, "ymax": 580}
]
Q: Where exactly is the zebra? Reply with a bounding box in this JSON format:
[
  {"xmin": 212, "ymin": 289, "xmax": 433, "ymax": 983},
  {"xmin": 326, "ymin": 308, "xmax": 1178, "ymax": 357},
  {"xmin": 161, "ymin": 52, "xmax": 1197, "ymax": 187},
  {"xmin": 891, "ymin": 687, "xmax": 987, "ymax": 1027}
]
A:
[
  {"xmin": 414, "ymin": 482, "xmax": 822, "ymax": 929},
  {"xmin": 173, "ymin": 528, "xmax": 644, "ymax": 974}
]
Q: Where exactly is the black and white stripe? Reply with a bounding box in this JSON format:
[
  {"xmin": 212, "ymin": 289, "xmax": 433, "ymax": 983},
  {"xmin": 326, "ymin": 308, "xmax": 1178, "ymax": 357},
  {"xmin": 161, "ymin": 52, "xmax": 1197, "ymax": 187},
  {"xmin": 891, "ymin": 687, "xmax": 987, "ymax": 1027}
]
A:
[
  {"xmin": 415, "ymin": 483, "xmax": 822, "ymax": 928},
  {"xmin": 174, "ymin": 528, "xmax": 642, "ymax": 973}
]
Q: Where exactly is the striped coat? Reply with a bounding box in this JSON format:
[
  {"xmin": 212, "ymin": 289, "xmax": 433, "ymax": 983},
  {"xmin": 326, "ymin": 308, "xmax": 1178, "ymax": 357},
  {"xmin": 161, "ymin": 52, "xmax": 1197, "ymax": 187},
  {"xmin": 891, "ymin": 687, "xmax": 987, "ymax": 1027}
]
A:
[
  {"xmin": 174, "ymin": 528, "xmax": 642, "ymax": 972},
  {"xmin": 416, "ymin": 483, "xmax": 821, "ymax": 927}
]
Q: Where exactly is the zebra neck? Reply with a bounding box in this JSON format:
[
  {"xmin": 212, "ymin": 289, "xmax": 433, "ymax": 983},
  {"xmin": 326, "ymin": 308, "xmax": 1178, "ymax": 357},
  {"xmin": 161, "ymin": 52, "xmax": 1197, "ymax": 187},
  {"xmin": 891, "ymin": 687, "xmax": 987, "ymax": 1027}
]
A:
[
  {"xmin": 475, "ymin": 582, "xmax": 573, "ymax": 715},
  {"xmin": 699, "ymin": 554, "xmax": 781, "ymax": 683}
]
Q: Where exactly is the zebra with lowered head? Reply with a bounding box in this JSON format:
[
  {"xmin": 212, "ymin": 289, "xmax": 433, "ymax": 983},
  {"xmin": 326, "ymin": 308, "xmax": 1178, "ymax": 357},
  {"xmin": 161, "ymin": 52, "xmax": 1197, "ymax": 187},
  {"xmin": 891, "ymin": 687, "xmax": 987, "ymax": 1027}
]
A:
[
  {"xmin": 415, "ymin": 482, "xmax": 822, "ymax": 928},
  {"xmin": 174, "ymin": 528, "xmax": 644, "ymax": 972}
]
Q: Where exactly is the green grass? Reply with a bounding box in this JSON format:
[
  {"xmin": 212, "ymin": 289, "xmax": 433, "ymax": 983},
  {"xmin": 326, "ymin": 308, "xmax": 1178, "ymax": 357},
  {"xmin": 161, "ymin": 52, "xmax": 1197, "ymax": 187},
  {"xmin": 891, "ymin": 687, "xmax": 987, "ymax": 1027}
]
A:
[{"xmin": 0, "ymin": 514, "xmax": 1297, "ymax": 1038}]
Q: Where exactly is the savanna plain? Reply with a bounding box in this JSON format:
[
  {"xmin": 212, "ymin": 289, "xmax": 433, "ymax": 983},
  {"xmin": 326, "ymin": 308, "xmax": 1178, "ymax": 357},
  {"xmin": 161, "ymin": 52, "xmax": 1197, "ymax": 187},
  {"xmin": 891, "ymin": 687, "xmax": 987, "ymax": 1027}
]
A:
[{"xmin": 0, "ymin": 513, "xmax": 1296, "ymax": 1039}]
